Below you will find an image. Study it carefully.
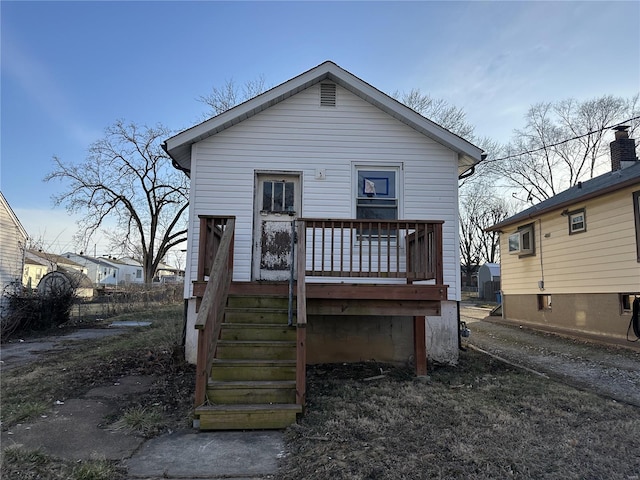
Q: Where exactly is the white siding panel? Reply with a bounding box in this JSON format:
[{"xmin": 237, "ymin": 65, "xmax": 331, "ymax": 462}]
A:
[
  {"xmin": 188, "ymin": 84, "xmax": 461, "ymax": 298},
  {"xmin": 0, "ymin": 197, "xmax": 28, "ymax": 313}
]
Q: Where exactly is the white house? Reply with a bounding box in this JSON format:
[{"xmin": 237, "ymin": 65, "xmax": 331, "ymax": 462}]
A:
[
  {"xmin": 62, "ymin": 253, "xmax": 119, "ymax": 286},
  {"xmin": 0, "ymin": 192, "xmax": 28, "ymax": 317},
  {"xmin": 165, "ymin": 61, "xmax": 483, "ymax": 366}
]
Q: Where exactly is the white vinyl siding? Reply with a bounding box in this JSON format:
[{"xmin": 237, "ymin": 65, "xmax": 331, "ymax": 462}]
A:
[
  {"xmin": 0, "ymin": 195, "xmax": 28, "ymax": 312},
  {"xmin": 500, "ymin": 186, "xmax": 640, "ymax": 294},
  {"xmin": 186, "ymin": 83, "xmax": 461, "ymax": 299}
]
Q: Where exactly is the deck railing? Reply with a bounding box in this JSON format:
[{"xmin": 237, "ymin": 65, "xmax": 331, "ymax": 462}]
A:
[
  {"xmin": 300, "ymin": 219, "xmax": 444, "ymax": 283},
  {"xmin": 194, "ymin": 216, "xmax": 235, "ymax": 408}
]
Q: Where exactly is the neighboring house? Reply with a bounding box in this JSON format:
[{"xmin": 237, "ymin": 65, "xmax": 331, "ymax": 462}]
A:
[
  {"xmin": 164, "ymin": 61, "xmax": 483, "ymax": 429},
  {"xmin": 477, "ymin": 263, "xmax": 500, "ymax": 301},
  {"xmin": 154, "ymin": 262, "xmax": 184, "ymax": 283},
  {"xmin": 98, "ymin": 256, "xmax": 144, "ymax": 285},
  {"xmin": 116, "ymin": 257, "xmax": 145, "ymax": 284},
  {"xmin": 487, "ymin": 126, "xmax": 640, "ymax": 343},
  {"xmin": 62, "ymin": 253, "xmax": 120, "ymax": 286},
  {"xmin": 0, "ymin": 192, "xmax": 28, "ymax": 317},
  {"xmin": 23, "ymin": 250, "xmax": 93, "ymax": 298},
  {"xmin": 23, "ymin": 250, "xmax": 87, "ymax": 288},
  {"xmin": 23, "ymin": 255, "xmax": 48, "ymax": 290}
]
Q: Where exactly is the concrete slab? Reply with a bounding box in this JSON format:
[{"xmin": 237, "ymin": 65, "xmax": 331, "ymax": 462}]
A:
[
  {"xmin": 109, "ymin": 321, "xmax": 152, "ymax": 327},
  {"xmin": 1, "ymin": 398, "xmax": 144, "ymax": 461},
  {"xmin": 125, "ymin": 430, "xmax": 284, "ymax": 479}
]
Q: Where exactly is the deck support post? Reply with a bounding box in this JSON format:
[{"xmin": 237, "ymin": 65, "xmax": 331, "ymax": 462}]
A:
[{"xmin": 413, "ymin": 315, "xmax": 427, "ymax": 376}]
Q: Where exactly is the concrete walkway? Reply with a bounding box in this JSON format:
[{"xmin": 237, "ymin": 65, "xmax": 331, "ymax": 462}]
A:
[
  {"xmin": 1, "ymin": 328, "xmax": 284, "ymax": 479},
  {"xmin": 1, "ymin": 373, "xmax": 284, "ymax": 479}
]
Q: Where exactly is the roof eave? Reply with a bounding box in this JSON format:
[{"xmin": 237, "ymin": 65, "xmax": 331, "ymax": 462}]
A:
[{"xmin": 487, "ymin": 175, "xmax": 640, "ymax": 232}]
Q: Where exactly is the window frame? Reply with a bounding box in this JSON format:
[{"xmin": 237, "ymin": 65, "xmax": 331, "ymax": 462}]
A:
[
  {"xmin": 354, "ymin": 166, "xmax": 399, "ymax": 221},
  {"xmin": 508, "ymin": 222, "xmax": 535, "ymax": 257},
  {"xmin": 537, "ymin": 294, "xmax": 552, "ymax": 311},
  {"xmin": 568, "ymin": 208, "xmax": 586, "ymax": 235}
]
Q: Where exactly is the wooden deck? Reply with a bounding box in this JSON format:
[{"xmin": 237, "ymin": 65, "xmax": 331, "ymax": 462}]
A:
[{"xmin": 191, "ymin": 216, "xmax": 448, "ymax": 429}]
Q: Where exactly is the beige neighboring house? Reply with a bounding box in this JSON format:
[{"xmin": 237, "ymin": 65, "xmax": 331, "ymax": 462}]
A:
[
  {"xmin": 488, "ymin": 127, "xmax": 640, "ymax": 343},
  {"xmin": 24, "ymin": 250, "xmax": 94, "ymax": 298},
  {"xmin": 0, "ymin": 192, "xmax": 28, "ymax": 316}
]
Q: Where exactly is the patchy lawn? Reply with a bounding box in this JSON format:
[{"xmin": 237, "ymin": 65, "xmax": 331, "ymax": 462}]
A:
[{"xmin": 277, "ymin": 352, "xmax": 640, "ymax": 480}]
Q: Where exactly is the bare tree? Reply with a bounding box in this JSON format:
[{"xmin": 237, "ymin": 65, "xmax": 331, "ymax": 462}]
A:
[
  {"xmin": 491, "ymin": 94, "xmax": 639, "ymax": 203},
  {"xmin": 459, "ymin": 182, "xmax": 514, "ymax": 282},
  {"xmin": 199, "ymin": 75, "xmax": 267, "ymax": 117},
  {"xmin": 393, "ymin": 88, "xmax": 476, "ymax": 139},
  {"xmin": 46, "ymin": 121, "xmax": 189, "ymax": 283}
]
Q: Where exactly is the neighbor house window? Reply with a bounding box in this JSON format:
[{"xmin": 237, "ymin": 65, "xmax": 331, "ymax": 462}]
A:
[
  {"xmin": 136, "ymin": 269, "xmax": 142, "ymax": 279},
  {"xmin": 508, "ymin": 223, "xmax": 535, "ymax": 257},
  {"xmin": 568, "ymin": 209, "xmax": 586, "ymax": 234},
  {"xmin": 537, "ymin": 294, "xmax": 552, "ymax": 310},
  {"xmin": 634, "ymin": 190, "xmax": 640, "ymax": 262}
]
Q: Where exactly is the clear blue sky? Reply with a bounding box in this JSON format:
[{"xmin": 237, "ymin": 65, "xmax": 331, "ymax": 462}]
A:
[{"xmin": 2, "ymin": 1, "xmax": 639, "ymax": 254}]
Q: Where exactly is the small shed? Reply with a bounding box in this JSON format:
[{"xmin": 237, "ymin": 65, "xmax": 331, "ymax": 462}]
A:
[{"xmin": 478, "ymin": 263, "xmax": 500, "ymax": 301}]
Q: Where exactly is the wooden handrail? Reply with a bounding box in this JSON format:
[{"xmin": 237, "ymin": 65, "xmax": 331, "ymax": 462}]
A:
[
  {"xmin": 295, "ymin": 220, "xmax": 307, "ymax": 407},
  {"xmin": 300, "ymin": 219, "xmax": 444, "ymax": 282},
  {"xmin": 194, "ymin": 218, "xmax": 235, "ymax": 409}
]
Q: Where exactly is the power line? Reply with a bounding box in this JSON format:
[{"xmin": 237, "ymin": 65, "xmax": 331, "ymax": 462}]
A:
[{"xmin": 482, "ymin": 116, "xmax": 640, "ymax": 165}]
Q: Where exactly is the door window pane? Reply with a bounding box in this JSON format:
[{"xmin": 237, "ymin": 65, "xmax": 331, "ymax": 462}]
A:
[{"xmin": 262, "ymin": 181, "xmax": 296, "ymax": 213}]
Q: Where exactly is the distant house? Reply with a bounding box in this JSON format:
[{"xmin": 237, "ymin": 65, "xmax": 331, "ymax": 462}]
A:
[
  {"xmin": 62, "ymin": 253, "xmax": 119, "ymax": 286},
  {"xmin": 154, "ymin": 262, "xmax": 184, "ymax": 283},
  {"xmin": 0, "ymin": 192, "xmax": 28, "ymax": 316},
  {"xmin": 487, "ymin": 127, "xmax": 640, "ymax": 343},
  {"xmin": 116, "ymin": 257, "xmax": 145, "ymax": 284},
  {"xmin": 23, "ymin": 250, "xmax": 87, "ymax": 288},
  {"xmin": 23, "ymin": 250, "xmax": 93, "ymax": 298},
  {"xmin": 96, "ymin": 256, "xmax": 145, "ymax": 285}
]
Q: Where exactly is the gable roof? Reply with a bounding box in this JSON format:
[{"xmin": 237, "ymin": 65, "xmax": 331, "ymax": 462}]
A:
[
  {"xmin": 63, "ymin": 253, "xmax": 121, "ymax": 269},
  {"xmin": 0, "ymin": 191, "xmax": 28, "ymax": 240},
  {"xmin": 27, "ymin": 249, "xmax": 84, "ymax": 268},
  {"xmin": 164, "ymin": 61, "xmax": 483, "ymax": 177},
  {"xmin": 488, "ymin": 162, "xmax": 640, "ymax": 231}
]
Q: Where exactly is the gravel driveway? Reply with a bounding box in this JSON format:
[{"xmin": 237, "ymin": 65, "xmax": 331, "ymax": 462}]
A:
[{"xmin": 460, "ymin": 304, "xmax": 640, "ymax": 407}]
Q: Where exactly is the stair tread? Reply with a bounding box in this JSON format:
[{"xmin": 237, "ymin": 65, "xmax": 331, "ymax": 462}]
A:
[
  {"xmin": 212, "ymin": 359, "xmax": 296, "ymax": 364},
  {"xmin": 217, "ymin": 340, "xmax": 295, "ymax": 345},
  {"xmin": 222, "ymin": 323, "xmax": 295, "ymax": 327},
  {"xmin": 225, "ymin": 307, "xmax": 290, "ymax": 313},
  {"xmin": 196, "ymin": 404, "xmax": 302, "ymax": 412},
  {"xmin": 208, "ymin": 380, "xmax": 295, "ymax": 387}
]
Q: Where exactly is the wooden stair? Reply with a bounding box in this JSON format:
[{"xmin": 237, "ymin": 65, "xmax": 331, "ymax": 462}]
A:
[{"xmin": 195, "ymin": 292, "xmax": 302, "ymax": 430}]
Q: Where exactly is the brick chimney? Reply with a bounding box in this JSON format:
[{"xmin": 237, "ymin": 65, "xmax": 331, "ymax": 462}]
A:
[{"xmin": 610, "ymin": 125, "xmax": 638, "ymax": 171}]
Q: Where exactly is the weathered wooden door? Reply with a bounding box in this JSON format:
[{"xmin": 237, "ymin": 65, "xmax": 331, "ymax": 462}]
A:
[{"xmin": 253, "ymin": 173, "xmax": 301, "ymax": 281}]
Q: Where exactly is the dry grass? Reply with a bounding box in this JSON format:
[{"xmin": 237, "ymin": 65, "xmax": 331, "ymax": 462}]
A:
[{"xmin": 277, "ymin": 352, "xmax": 640, "ymax": 480}]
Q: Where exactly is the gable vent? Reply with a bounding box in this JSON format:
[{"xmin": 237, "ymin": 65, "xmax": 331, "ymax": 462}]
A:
[{"xmin": 320, "ymin": 83, "xmax": 337, "ymax": 107}]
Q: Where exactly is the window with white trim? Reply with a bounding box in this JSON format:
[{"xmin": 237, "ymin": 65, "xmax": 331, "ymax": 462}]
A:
[
  {"xmin": 355, "ymin": 168, "xmax": 398, "ymax": 221},
  {"xmin": 568, "ymin": 208, "xmax": 586, "ymax": 234}
]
